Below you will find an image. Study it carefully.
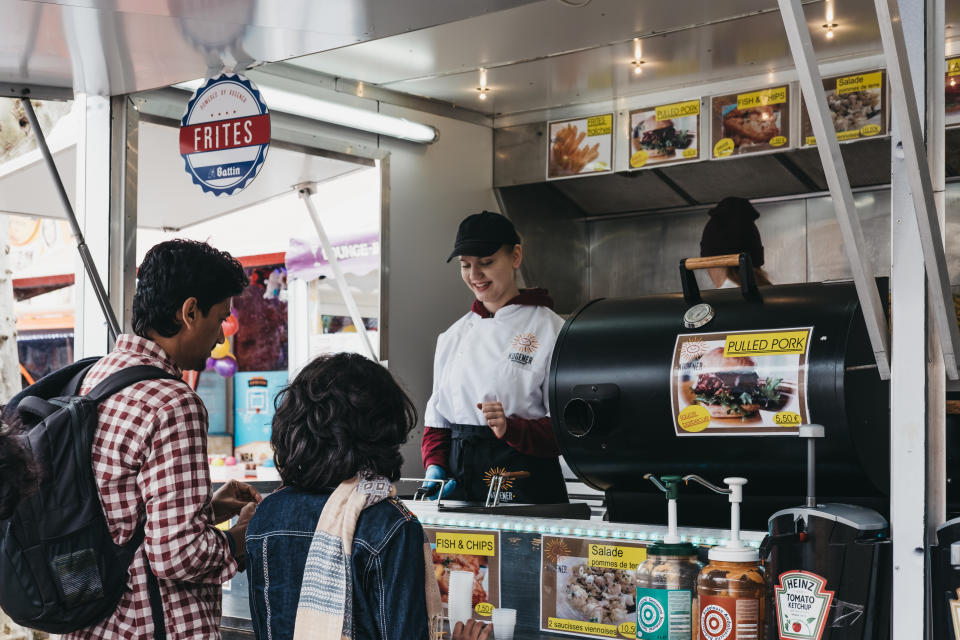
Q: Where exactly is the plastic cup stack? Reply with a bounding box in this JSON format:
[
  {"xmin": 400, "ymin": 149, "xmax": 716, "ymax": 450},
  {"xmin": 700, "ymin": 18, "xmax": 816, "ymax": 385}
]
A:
[
  {"xmin": 492, "ymin": 608, "xmax": 517, "ymax": 640},
  {"xmin": 447, "ymin": 570, "xmax": 474, "ymax": 629}
]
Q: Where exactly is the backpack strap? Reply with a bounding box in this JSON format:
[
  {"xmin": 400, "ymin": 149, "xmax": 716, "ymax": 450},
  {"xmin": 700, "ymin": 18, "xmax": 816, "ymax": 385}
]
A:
[
  {"xmin": 84, "ymin": 365, "xmax": 181, "ymax": 404},
  {"xmin": 124, "ymin": 526, "xmax": 166, "ymax": 639}
]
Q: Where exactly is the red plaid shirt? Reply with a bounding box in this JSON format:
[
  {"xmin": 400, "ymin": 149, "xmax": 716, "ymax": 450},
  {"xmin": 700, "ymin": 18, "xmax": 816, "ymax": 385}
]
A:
[{"xmin": 63, "ymin": 335, "xmax": 237, "ymax": 640}]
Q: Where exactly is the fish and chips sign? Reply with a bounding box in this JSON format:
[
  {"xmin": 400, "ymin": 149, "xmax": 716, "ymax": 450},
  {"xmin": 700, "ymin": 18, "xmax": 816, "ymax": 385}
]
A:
[{"xmin": 180, "ymin": 73, "xmax": 270, "ymax": 196}]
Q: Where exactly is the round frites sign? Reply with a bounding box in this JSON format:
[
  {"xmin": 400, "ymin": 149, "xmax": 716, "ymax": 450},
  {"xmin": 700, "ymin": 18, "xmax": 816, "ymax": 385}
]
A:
[{"xmin": 179, "ymin": 74, "xmax": 270, "ymax": 196}]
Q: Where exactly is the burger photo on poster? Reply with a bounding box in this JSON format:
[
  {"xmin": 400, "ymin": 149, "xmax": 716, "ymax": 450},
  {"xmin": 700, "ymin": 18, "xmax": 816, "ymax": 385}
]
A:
[
  {"xmin": 689, "ymin": 347, "xmax": 787, "ymax": 418},
  {"xmin": 632, "ymin": 114, "xmax": 694, "ymax": 159}
]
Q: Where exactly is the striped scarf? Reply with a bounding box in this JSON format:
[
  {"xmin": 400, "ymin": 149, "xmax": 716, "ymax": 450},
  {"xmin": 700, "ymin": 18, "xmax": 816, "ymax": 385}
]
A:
[{"xmin": 293, "ymin": 475, "xmax": 443, "ymax": 640}]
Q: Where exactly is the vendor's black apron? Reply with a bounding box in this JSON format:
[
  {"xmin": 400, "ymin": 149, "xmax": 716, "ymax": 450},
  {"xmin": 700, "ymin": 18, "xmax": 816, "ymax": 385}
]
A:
[{"xmin": 448, "ymin": 424, "xmax": 568, "ymax": 504}]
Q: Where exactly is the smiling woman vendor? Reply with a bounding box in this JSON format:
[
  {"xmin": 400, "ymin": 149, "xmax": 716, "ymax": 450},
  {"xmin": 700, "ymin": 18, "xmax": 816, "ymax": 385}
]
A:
[{"xmin": 421, "ymin": 211, "xmax": 568, "ymax": 504}]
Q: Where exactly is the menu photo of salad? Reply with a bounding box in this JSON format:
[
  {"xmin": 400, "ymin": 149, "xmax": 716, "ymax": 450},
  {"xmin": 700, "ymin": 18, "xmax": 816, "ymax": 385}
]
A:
[
  {"xmin": 711, "ymin": 86, "xmax": 791, "ymax": 158},
  {"xmin": 801, "ymin": 70, "xmax": 886, "ymax": 145},
  {"xmin": 628, "ymin": 99, "xmax": 700, "ymax": 169},
  {"xmin": 547, "ymin": 114, "xmax": 614, "ymax": 179}
]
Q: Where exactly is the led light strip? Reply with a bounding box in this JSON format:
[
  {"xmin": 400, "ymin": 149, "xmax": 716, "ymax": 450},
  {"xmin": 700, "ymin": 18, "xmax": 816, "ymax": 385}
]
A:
[{"xmin": 175, "ymin": 79, "xmax": 439, "ymax": 144}]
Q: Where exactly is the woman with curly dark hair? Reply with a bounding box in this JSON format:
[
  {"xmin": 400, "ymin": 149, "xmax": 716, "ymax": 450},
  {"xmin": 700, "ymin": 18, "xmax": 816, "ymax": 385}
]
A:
[
  {"xmin": 245, "ymin": 352, "xmax": 490, "ymax": 640},
  {"xmin": 0, "ymin": 426, "xmax": 37, "ymax": 520}
]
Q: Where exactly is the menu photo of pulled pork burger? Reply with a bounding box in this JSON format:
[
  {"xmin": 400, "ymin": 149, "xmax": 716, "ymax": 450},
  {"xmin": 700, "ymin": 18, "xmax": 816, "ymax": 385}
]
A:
[
  {"xmin": 670, "ymin": 327, "xmax": 812, "ymax": 437},
  {"xmin": 547, "ymin": 114, "xmax": 614, "ymax": 179},
  {"xmin": 628, "ymin": 99, "xmax": 700, "ymax": 169},
  {"xmin": 711, "ymin": 86, "xmax": 791, "ymax": 158},
  {"xmin": 801, "ymin": 70, "xmax": 886, "ymax": 145}
]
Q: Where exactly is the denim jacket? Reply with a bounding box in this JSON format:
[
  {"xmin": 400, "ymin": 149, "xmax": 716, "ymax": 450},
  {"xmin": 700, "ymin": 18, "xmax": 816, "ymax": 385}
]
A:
[{"xmin": 246, "ymin": 486, "xmax": 430, "ymax": 640}]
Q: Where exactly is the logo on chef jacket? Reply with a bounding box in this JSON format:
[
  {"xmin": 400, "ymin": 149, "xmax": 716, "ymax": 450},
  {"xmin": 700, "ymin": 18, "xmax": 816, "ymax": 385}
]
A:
[
  {"xmin": 179, "ymin": 73, "xmax": 270, "ymax": 196},
  {"xmin": 508, "ymin": 333, "xmax": 539, "ymax": 367}
]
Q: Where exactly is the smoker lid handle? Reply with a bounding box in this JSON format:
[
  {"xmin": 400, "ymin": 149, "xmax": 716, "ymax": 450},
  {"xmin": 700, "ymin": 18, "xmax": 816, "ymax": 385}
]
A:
[{"xmin": 683, "ymin": 254, "xmax": 742, "ymax": 270}]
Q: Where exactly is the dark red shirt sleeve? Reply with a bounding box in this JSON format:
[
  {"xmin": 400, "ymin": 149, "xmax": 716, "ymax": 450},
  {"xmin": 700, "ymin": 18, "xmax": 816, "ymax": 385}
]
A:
[
  {"xmin": 502, "ymin": 416, "xmax": 561, "ymax": 458},
  {"xmin": 421, "ymin": 426, "xmax": 452, "ymax": 470}
]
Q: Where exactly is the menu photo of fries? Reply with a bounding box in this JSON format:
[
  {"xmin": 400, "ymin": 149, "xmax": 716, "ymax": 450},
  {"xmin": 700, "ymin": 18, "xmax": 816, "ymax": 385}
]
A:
[{"xmin": 547, "ymin": 114, "xmax": 613, "ymax": 179}]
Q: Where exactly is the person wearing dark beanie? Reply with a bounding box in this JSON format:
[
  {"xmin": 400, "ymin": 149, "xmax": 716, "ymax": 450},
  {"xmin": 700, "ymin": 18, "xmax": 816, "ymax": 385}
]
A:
[{"xmin": 699, "ymin": 196, "xmax": 772, "ymax": 287}]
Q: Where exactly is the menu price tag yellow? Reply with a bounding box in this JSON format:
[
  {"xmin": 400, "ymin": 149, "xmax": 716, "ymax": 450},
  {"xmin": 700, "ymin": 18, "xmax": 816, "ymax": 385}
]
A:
[
  {"xmin": 836, "ymin": 130, "xmax": 861, "ymax": 141},
  {"xmin": 837, "ymin": 71, "xmax": 882, "ymax": 94},
  {"xmin": 548, "ymin": 618, "xmax": 619, "ymax": 637},
  {"xmin": 587, "ymin": 115, "xmax": 613, "ymax": 136},
  {"xmin": 949, "ymin": 58, "xmax": 960, "ymax": 77},
  {"xmin": 655, "ymin": 99, "xmax": 700, "ymax": 121},
  {"xmin": 723, "ymin": 330, "xmax": 810, "ymax": 356},
  {"xmin": 435, "ymin": 532, "xmax": 497, "ymax": 556},
  {"xmin": 737, "ymin": 86, "xmax": 787, "ymax": 109},
  {"xmin": 588, "ymin": 543, "xmax": 647, "ymax": 570}
]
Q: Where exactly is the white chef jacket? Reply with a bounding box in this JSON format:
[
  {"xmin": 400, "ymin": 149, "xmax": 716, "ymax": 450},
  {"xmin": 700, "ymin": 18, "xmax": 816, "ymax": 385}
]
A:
[{"xmin": 424, "ymin": 303, "xmax": 565, "ymax": 429}]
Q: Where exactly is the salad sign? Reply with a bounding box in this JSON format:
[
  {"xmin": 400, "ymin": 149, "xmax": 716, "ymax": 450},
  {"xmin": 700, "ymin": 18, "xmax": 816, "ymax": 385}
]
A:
[
  {"xmin": 774, "ymin": 571, "xmax": 834, "ymax": 640},
  {"xmin": 547, "ymin": 114, "xmax": 614, "ymax": 180},
  {"xmin": 540, "ymin": 535, "xmax": 645, "ymax": 639},
  {"xmin": 670, "ymin": 327, "xmax": 813, "ymax": 436},
  {"xmin": 628, "ymin": 99, "xmax": 700, "ymax": 169},
  {"xmin": 802, "ymin": 69, "xmax": 887, "ymax": 146},
  {"xmin": 179, "ymin": 73, "xmax": 270, "ymax": 196}
]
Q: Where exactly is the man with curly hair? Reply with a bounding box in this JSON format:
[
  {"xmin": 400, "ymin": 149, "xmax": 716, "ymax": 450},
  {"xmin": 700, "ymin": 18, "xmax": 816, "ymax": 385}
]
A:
[{"xmin": 64, "ymin": 239, "xmax": 261, "ymax": 640}]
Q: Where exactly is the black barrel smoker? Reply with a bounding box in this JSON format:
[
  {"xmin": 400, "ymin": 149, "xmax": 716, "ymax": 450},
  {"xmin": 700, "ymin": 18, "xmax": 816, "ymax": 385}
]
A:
[{"xmin": 549, "ymin": 254, "xmax": 891, "ymax": 530}]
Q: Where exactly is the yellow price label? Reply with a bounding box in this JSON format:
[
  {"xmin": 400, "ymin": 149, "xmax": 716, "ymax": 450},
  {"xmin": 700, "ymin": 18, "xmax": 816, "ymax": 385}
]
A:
[
  {"xmin": 475, "ymin": 602, "xmax": 494, "ymax": 617},
  {"xmin": 770, "ymin": 135, "xmax": 787, "ymax": 147},
  {"xmin": 724, "ymin": 330, "xmax": 810, "ymax": 357},
  {"xmin": 587, "ymin": 114, "xmax": 613, "ymax": 136},
  {"xmin": 737, "ymin": 86, "xmax": 787, "ymax": 109},
  {"xmin": 548, "ymin": 618, "xmax": 619, "ymax": 637},
  {"xmin": 837, "ymin": 71, "xmax": 882, "ymax": 94},
  {"xmin": 950, "ymin": 58, "xmax": 960, "ymax": 77},
  {"xmin": 714, "ymin": 138, "xmax": 735, "ymax": 157},
  {"xmin": 861, "ymin": 123, "xmax": 881, "ymax": 136},
  {"xmin": 435, "ymin": 533, "xmax": 496, "ymax": 556},
  {"xmin": 836, "ymin": 130, "xmax": 861, "ymax": 141},
  {"xmin": 805, "ymin": 135, "xmax": 817, "ymax": 146},
  {"xmin": 774, "ymin": 411, "xmax": 802, "ymax": 427},
  {"xmin": 655, "ymin": 99, "xmax": 700, "ymax": 121},
  {"xmin": 630, "ymin": 149, "xmax": 649, "ymax": 168},
  {"xmin": 588, "ymin": 544, "xmax": 647, "ymax": 570},
  {"xmin": 618, "ymin": 622, "xmax": 637, "ymax": 638},
  {"xmin": 682, "ymin": 147, "xmax": 698, "ymax": 158},
  {"xmin": 678, "ymin": 405, "xmax": 711, "ymax": 433}
]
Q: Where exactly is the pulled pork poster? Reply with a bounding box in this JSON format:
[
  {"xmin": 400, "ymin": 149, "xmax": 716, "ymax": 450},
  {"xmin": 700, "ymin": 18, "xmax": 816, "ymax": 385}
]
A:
[{"xmin": 670, "ymin": 327, "xmax": 812, "ymax": 436}]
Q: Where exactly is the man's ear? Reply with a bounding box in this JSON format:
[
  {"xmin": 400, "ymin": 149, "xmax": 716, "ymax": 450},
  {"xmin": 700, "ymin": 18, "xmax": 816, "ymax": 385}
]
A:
[{"xmin": 180, "ymin": 297, "xmax": 200, "ymax": 330}]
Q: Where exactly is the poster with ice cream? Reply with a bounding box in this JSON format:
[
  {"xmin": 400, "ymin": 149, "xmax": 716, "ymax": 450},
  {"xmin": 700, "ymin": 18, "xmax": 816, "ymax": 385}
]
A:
[{"xmin": 670, "ymin": 327, "xmax": 812, "ymax": 436}]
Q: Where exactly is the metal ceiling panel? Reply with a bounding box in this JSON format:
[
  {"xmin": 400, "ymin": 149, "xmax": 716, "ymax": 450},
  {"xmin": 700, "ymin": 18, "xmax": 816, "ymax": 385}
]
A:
[
  {"xmin": 784, "ymin": 138, "xmax": 893, "ymax": 188},
  {"xmin": 293, "ymin": 0, "xmax": 886, "ymax": 117},
  {"xmin": 0, "ymin": 0, "xmax": 538, "ymax": 95},
  {"xmin": 550, "ymin": 171, "xmax": 691, "ymax": 215}
]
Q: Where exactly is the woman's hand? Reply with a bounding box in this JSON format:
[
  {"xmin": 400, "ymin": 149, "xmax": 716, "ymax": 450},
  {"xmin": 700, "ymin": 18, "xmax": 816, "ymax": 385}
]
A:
[
  {"xmin": 452, "ymin": 619, "xmax": 493, "ymax": 640},
  {"xmin": 477, "ymin": 402, "xmax": 507, "ymax": 439}
]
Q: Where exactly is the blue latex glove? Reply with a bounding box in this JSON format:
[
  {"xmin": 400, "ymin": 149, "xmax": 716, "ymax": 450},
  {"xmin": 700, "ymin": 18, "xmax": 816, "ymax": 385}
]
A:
[{"xmin": 422, "ymin": 464, "xmax": 456, "ymax": 500}]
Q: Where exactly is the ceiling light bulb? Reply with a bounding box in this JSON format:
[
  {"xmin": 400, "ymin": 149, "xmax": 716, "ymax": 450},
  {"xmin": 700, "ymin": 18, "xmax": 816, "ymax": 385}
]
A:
[
  {"xmin": 826, "ymin": 27, "xmax": 834, "ymax": 39},
  {"xmin": 634, "ymin": 64, "xmax": 643, "ymax": 75},
  {"xmin": 478, "ymin": 91, "xmax": 488, "ymax": 101}
]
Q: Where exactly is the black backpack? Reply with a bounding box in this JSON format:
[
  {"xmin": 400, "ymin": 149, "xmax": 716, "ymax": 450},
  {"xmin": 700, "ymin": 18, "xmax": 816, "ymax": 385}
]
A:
[{"xmin": 0, "ymin": 358, "xmax": 179, "ymax": 635}]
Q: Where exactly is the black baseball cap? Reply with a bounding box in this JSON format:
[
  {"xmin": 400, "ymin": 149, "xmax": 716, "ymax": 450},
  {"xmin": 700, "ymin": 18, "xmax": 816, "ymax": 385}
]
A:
[{"xmin": 446, "ymin": 211, "xmax": 521, "ymax": 262}]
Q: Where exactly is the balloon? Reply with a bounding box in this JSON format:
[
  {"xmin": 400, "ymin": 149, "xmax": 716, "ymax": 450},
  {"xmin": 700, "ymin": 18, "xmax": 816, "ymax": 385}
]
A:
[
  {"xmin": 205, "ymin": 357, "xmax": 217, "ymax": 371},
  {"xmin": 211, "ymin": 339, "xmax": 231, "ymax": 359},
  {"xmin": 222, "ymin": 314, "xmax": 239, "ymax": 337},
  {"xmin": 214, "ymin": 356, "xmax": 238, "ymax": 377}
]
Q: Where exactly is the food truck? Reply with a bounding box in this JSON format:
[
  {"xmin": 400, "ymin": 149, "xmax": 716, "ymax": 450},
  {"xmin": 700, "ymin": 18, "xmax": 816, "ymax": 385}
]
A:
[{"xmin": 1, "ymin": 1, "xmax": 959, "ymax": 638}]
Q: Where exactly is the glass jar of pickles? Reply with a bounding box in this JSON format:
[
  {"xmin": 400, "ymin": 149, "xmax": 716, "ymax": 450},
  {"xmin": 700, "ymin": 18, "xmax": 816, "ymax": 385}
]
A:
[{"xmin": 635, "ymin": 542, "xmax": 701, "ymax": 639}]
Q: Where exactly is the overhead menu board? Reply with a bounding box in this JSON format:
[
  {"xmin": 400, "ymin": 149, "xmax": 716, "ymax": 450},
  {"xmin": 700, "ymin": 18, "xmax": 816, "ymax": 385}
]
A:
[
  {"xmin": 947, "ymin": 58, "xmax": 960, "ymax": 127},
  {"xmin": 801, "ymin": 70, "xmax": 887, "ymax": 146},
  {"xmin": 670, "ymin": 327, "xmax": 813, "ymax": 436},
  {"xmin": 547, "ymin": 114, "xmax": 614, "ymax": 179},
  {"xmin": 540, "ymin": 535, "xmax": 643, "ymax": 639},
  {"xmin": 628, "ymin": 100, "xmax": 701, "ymax": 169},
  {"xmin": 711, "ymin": 86, "xmax": 791, "ymax": 158}
]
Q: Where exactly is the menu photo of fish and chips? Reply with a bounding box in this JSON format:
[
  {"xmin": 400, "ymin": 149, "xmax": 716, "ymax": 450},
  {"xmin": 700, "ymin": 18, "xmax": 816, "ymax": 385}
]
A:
[
  {"xmin": 711, "ymin": 86, "xmax": 791, "ymax": 158},
  {"xmin": 547, "ymin": 114, "xmax": 614, "ymax": 179},
  {"xmin": 628, "ymin": 99, "xmax": 701, "ymax": 169},
  {"xmin": 424, "ymin": 527, "xmax": 501, "ymax": 622},
  {"xmin": 540, "ymin": 535, "xmax": 646, "ymax": 639},
  {"xmin": 801, "ymin": 70, "xmax": 887, "ymax": 145}
]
